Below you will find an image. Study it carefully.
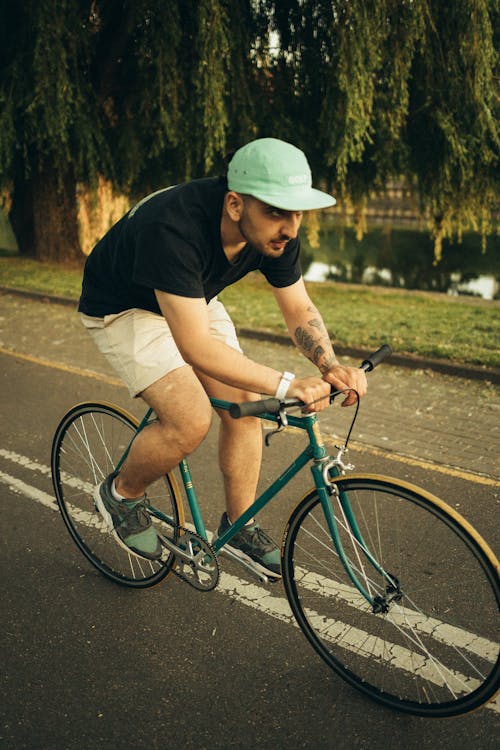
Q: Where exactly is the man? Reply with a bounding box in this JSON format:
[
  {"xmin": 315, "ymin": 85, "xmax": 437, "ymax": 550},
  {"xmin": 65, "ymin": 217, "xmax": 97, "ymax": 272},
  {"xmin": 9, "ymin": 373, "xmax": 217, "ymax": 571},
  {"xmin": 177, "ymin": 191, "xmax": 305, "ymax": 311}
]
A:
[{"xmin": 78, "ymin": 137, "xmax": 367, "ymax": 579}]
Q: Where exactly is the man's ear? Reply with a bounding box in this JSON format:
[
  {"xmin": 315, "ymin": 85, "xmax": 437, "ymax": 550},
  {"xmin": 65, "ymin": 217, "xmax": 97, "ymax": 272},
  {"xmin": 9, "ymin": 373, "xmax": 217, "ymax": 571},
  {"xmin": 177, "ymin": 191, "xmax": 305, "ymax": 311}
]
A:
[{"xmin": 224, "ymin": 191, "xmax": 245, "ymax": 221}]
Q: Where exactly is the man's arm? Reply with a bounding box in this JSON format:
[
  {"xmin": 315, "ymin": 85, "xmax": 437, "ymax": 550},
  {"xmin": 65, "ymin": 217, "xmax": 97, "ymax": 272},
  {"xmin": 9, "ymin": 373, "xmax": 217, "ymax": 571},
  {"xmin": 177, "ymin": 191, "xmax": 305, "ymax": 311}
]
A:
[
  {"xmin": 154, "ymin": 290, "xmax": 331, "ymax": 410},
  {"xmin": 272, "ymin": 278, "xmax": 367, "ymax": 406}
]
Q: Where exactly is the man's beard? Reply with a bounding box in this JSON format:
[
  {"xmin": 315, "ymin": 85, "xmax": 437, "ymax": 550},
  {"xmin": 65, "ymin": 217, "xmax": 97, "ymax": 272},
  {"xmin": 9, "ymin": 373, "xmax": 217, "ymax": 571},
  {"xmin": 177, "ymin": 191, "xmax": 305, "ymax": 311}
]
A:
[{"xmin": 237, "ymin": 218, "xmax": 290, "ymax": 258}]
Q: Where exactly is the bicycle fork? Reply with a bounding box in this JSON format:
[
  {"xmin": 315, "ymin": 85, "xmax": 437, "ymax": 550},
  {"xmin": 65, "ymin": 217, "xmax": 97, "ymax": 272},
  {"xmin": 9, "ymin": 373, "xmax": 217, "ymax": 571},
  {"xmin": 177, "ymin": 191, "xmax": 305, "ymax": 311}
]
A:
[{"xmin": 314, "ymin": 456, "xmax": 402, "ymax": 614}]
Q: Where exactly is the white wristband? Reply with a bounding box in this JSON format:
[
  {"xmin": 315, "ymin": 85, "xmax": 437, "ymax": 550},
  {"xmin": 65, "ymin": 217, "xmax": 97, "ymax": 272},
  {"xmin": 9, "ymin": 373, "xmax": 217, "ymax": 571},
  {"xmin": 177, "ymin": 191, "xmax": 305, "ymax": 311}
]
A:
[{"xmin": 275, "ymin": 371, "xmax": 295, "ymax": 400}]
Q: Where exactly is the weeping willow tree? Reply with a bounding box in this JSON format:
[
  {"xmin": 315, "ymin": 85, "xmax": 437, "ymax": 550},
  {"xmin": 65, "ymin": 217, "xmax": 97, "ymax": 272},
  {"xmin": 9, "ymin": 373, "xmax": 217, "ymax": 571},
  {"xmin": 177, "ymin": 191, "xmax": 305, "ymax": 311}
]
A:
[
  {"xmin": 268, "ymin": 0, "xmax": 499, "ymax": 255},
  {"xmin": 101, "ymin": 0, "xmax": 260, "ymax": 188},
  {"xmin": 0, "ymin": 0, "xmax": 497, "ymax": 261},
  {"xmin": 406, "ymin": 0, "xmax": 499, "ymax": 257},
  {"xmin": 0, "ymin": 0, "xmax": 261, "ymax": 261},
  {"xmin": 0, "ymin": 0, "xmax": 105, "ymax": 261}
]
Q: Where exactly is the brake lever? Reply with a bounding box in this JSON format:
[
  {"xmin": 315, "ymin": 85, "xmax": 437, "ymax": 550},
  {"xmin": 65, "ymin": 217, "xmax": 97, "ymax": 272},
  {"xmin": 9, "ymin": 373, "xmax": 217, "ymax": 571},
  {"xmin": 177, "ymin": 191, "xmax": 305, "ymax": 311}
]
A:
[
  {"xmin": 329, "ymin": 387, "xmax": 344, "ymax": 403},
  {"xmin": 264, "ymin": 407, "xmax": 288, "ymax": 446}
]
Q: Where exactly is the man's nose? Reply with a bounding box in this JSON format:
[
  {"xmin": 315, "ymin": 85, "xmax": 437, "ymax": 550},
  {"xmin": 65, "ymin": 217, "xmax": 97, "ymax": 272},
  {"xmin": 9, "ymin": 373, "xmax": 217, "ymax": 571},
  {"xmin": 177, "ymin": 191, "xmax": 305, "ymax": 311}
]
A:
[{"xmin": 281, "ymin": 212, "xmax": 302, "ymax": 238}]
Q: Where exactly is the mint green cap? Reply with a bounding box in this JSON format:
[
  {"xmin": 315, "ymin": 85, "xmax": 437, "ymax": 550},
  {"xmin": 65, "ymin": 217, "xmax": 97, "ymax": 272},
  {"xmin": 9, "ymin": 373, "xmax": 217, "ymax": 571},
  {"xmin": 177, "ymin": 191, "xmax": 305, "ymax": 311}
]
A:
[{"xmin": 227, "ymin": 138, "xmax": 336, "ymax": 211}]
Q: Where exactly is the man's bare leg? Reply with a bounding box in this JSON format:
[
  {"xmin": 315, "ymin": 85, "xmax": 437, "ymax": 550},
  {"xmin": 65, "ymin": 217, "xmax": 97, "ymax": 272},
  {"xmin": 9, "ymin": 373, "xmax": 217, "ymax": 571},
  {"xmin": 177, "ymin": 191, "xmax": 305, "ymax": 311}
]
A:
[
  {"xmin": 115, "ymin": 366, "xmax": 212, "ymax": 499},
  {"xmin": 196, "ymin": 373, "xmax": 281, "ymax": 578},
  {"xmin": 196, "ymin": 372, "xmax": 263, "ymax": 522}
]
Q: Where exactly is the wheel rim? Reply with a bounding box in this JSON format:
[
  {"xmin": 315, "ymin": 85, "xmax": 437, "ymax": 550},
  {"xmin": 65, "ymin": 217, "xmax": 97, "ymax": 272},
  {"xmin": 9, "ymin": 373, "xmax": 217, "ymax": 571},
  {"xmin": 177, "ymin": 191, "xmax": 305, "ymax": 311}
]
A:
[
  {"xmin": 282, "ymin": 480, "xmax": 500, "ymax": 716},
  {"xmin": 52, "ymin": 403, "xmax": 181, "ymax": 587}
]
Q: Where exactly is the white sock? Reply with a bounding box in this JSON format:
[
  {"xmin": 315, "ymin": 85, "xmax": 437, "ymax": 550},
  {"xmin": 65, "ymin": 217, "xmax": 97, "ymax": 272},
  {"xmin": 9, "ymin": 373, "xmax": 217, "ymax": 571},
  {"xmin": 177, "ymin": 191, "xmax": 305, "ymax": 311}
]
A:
[
  {"xmin": 111, "ymin": 480, "xmax": 144, "ymax": 504},
  {"xmin": 110, "ymin": 479, "xmax": 125, "ymax": 502}
]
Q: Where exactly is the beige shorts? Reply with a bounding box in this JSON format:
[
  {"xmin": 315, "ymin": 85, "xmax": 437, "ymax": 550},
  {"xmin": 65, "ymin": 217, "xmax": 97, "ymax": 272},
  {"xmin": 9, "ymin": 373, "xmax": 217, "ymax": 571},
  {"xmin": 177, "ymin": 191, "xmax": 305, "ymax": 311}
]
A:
[{"xmin": 80, "ymin": 298, "xmax": 242, "ymax": 397}]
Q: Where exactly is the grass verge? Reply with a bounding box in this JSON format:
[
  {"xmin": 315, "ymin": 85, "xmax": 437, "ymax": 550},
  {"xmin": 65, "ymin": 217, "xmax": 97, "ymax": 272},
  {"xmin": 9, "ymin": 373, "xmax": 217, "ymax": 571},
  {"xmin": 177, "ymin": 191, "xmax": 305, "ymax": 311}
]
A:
[{"xmin": 0, "ymin": 256, "xmax": 498, "ymax": 369}]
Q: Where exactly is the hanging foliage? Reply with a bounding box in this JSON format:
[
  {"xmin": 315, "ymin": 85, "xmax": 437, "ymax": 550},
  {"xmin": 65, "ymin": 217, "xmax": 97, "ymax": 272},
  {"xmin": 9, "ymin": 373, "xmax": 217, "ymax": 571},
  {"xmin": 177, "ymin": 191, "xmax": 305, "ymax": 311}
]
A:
[
  {"xmin": 406, "ymin": 0, "xmax": 499, "ymax": 257},
  {"xmin": 268, "ymin": 0, "xmax": 498, "ymax": 255},
  {"xmin": 0, "ymin": 0, "xmax": 497, "ymax": 261}
]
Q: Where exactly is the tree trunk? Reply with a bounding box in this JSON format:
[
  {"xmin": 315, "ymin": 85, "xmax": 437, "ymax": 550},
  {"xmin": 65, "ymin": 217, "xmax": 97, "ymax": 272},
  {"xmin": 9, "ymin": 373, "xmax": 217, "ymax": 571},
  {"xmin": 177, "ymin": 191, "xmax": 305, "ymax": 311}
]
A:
[
  {"xmin": 33, "ymin": 163, "xmax": 83, "ymax": 263},
  {"xmin": 10, "ymin": 163, "xmax": 83, "ymax": 263},
  {"xmin": 9, "ymin": 175, "xmax": 35, "ymax": 257}
]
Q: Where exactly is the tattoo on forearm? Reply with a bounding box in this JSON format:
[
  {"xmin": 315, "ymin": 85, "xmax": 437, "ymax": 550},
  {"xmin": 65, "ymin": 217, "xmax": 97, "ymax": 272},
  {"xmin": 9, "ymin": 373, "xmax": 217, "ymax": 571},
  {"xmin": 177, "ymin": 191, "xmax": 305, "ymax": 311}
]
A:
[
  {"xmin": 294, "ymin": 313, "xmax": 338, "ymax": 373},
  {"xmin": 295, "ymin": 327, "xmax": 315, "ymax": 352},
  {"xmin": 318, "ymin": 353, "xmax": 338, "ymax": 373},
  {"xmin": 312, "ymin": 345, "xmax": 324, "ymax": 363}
]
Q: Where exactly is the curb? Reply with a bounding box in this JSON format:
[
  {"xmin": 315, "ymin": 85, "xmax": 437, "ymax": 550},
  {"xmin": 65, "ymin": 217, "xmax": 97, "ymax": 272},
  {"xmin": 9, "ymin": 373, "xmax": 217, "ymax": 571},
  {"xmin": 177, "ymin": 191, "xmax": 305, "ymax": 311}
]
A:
[
  {"xmin": 1, "ymin": 285, "xmax": 499, "ymax": 385},
  {"xmin": 239, "ymin": 328, "xmax": 500, "ymax": 384},
  {"xmin": 0, "ymin": 286, "xmax": 78, "ymax": 308}
]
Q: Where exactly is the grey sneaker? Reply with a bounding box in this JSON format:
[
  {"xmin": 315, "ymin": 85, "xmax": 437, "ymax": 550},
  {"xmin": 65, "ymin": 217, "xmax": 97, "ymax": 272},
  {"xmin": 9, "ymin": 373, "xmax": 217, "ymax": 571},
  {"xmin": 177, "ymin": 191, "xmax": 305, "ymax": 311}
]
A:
[
  {"xmin": 93, "ymin": 474, "xmax": 162, "ymax": 560},
  {"xmin": 216, "ymin": 512, "xmax": 281, "ymax": 579}
]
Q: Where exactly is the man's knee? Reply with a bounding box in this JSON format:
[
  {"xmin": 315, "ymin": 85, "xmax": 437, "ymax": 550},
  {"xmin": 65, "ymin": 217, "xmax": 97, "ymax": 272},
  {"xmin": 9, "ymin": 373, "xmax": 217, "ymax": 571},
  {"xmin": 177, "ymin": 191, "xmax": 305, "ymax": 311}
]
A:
[
  {"xmin": 141, "ymin": 366, "xmax": 213, "ymax": 455},
  {"xmin": 165, "ymin": 408, "xmax": 212, "ymax": 455}
]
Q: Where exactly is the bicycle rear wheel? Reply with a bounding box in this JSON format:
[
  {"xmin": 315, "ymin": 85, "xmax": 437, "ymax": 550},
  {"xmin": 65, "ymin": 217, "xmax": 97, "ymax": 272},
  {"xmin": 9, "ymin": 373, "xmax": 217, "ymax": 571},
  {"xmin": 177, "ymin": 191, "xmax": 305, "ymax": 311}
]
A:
[
  {"xmin": 282, "ymin": 475, "xmax": 500, "ymax": 717},
  {"xmin": 51, "ymin": 402, "xmax": 184, "ymax": 587}
]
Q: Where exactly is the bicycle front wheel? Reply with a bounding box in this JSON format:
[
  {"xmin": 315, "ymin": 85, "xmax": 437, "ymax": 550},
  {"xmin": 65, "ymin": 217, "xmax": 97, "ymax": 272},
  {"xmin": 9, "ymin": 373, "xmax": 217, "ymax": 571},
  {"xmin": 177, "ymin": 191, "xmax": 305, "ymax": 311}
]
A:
[
  {"xmin": 51, "ymin": 402, "xmax": 184, "ymax": 588},
  {"xmin": 282, "ymin": 475, "xmax": 500, "ymax": 717}
]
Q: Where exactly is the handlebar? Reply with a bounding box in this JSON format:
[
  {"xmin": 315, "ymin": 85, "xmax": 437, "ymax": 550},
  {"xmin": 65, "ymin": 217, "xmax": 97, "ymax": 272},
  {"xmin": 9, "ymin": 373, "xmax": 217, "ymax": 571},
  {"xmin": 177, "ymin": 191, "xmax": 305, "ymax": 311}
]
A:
[
  {"xmin": 229, "ymin": 344, "xmax": 393, "ymax": 419},
  {"xmin": 360, "ymin": 344, "xmax": 392, "ymax": 372}
]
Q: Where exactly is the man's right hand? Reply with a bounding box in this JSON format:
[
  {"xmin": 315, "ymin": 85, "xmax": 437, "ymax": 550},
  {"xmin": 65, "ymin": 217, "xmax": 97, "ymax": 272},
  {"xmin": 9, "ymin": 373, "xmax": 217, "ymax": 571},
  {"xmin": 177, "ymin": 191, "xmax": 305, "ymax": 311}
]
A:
[{"xmin": 287, "ymin": 376, "xmax": 331, "ymax": 413}]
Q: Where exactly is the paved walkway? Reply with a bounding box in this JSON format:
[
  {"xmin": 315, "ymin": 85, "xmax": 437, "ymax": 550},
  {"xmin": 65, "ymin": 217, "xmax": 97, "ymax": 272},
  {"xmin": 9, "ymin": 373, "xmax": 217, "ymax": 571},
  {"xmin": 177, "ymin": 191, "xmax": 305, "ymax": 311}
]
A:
[{"xmin": 0, "ymin": 291, "xmax": 498, "ymax": 481}]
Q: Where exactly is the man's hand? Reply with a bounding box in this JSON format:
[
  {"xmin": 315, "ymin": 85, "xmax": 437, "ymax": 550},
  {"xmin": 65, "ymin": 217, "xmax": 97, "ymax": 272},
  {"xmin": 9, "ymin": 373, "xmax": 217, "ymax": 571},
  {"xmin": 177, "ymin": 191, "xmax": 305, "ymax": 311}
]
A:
[
  {"xmin": 287, "ymin": 376, "xmax": 331, "ymax": 413},
  {"xmin": 322, "ymin": 364, "xmax": 367, "ymax": 407}
]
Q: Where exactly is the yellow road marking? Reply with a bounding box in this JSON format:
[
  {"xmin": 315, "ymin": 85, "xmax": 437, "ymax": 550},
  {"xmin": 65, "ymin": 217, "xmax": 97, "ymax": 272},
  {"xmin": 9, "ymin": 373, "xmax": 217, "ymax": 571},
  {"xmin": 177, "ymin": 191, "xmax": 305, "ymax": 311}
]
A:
[
  {"xmin": 0, "ymin": 345, "xmax": 125, "ymax": 388},
  {"xmin": 2, "ymin": 345, "xmax": 498, "ymax": 486},
  {"xmin": 340, "ymin": 440, "xmax": 500, "ymax": 488}
]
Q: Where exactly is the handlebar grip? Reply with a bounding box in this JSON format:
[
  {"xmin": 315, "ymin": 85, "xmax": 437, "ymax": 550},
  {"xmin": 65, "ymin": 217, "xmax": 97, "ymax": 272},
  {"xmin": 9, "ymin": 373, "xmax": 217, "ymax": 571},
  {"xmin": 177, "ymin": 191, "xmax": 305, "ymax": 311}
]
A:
[
  {"xmin": 229, "ymin": 397, "xmax": 282, "ymax": 419},
  {"xmin": 360, "ymin": 344, "xmax": 393, "ymax": 372},
  {"xmin": 231, "ymin": 344, "xmax": 392, "ymax": 418},
  {"xmin": 230, "ymin": 397, "xmax": 302, "ymax": 419}
]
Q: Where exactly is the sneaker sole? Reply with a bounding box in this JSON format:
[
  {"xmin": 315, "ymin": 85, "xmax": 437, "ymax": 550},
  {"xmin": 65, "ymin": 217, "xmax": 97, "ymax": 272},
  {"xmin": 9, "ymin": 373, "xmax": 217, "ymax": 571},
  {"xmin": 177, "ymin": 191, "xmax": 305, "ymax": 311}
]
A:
[
  {"xmin": 222, "ymin": 540, "xmax": 282, "ymax": 580},
  {"xmin": 93, "ymin": 485, "xmax": 161, "ymax": 562}
]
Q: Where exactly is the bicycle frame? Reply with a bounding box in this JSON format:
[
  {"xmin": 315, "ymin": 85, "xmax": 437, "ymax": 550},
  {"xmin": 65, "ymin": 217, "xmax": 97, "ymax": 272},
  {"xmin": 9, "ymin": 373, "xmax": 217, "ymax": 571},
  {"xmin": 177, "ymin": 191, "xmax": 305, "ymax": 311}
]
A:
[{"xmin": 114, "ymin": 397, "xmax": 387, "ymax": 608}]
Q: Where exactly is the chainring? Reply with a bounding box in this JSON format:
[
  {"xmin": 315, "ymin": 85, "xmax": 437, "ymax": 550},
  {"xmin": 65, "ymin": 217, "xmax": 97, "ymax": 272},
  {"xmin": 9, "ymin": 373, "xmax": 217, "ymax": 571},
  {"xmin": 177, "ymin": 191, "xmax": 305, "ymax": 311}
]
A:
[{"xmin": 170, "ymin": 526, "xmax": 220, "ymax": 591}]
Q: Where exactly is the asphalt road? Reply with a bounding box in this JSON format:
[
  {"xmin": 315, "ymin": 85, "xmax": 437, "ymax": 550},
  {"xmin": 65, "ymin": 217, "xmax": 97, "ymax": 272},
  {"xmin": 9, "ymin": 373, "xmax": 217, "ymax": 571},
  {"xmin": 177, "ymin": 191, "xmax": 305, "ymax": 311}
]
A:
[{"xmin": 1, "ymin": 294, "xmax": 499, "ymax": 750}]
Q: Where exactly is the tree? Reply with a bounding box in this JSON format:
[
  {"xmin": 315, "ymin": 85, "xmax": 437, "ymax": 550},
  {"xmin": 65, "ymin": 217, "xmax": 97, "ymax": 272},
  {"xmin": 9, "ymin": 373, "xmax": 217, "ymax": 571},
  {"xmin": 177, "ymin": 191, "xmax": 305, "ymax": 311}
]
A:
[
  {"xmin": 267, "ymin": 0, "xmax": 499, "ymax": 254},
  {"xmin": 0, "ymin": 0, "xmax": 105, "ymax": 261},
  {"xmin": 0, "ymin": 0, "xmax": 498, "ymax": 261},
  {"xmin": 405, "ymin": 0, "xmax": 499, "ymax": 257},
  {"xmin": 0, "ymin": 0, "xmax": 263, "ymax": 261}
]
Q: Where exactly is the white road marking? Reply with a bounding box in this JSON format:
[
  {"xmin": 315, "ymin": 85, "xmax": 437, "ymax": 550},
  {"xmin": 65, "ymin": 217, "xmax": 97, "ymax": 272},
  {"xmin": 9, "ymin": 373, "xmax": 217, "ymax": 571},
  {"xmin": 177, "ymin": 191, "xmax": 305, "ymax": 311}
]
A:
[
  {"xmin": 0, "ymin": 468, "xmax": 57, "ymax": 510},
  {"xmin": 1, "ymin": 344, "xmax": 497, "ymax": 487},
  {"xmin": 1, "ymin": 448, "xmax": 499, "ymax": 714}
]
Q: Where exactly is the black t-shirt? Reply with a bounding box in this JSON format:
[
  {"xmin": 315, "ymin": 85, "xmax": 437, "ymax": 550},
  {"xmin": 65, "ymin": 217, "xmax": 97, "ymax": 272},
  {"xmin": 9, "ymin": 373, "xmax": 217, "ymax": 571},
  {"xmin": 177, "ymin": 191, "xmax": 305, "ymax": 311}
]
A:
[{"xmin": 78, "ymin": 177, "xmax": 302, "ymax": 317}]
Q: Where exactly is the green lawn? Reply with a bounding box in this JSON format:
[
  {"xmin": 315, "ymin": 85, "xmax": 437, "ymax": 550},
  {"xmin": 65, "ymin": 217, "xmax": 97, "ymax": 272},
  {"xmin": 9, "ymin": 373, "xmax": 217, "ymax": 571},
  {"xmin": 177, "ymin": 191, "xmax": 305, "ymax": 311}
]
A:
[{"xmin": 0, "ymin": 256, "xmax": 498, "ymax": 368}]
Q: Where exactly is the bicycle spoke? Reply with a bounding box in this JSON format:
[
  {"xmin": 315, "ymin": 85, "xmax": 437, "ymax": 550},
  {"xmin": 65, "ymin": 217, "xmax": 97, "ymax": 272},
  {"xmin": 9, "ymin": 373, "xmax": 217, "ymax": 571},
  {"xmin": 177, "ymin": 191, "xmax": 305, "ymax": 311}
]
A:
[
  {"xmin": 52, "ymin": 403, "xmax": 182, "ymax": 588},
  {"xmin": 282, "ymin": 480, "xmax": 500, "ymax": 716}
]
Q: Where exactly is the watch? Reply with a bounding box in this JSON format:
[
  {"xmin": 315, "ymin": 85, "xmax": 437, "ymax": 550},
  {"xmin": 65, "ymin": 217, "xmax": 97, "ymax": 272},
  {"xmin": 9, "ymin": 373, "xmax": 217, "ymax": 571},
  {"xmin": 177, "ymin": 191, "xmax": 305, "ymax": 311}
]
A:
[{"xmin": 275, "ymin": 371, "xmax": 295, "ymax": 400}]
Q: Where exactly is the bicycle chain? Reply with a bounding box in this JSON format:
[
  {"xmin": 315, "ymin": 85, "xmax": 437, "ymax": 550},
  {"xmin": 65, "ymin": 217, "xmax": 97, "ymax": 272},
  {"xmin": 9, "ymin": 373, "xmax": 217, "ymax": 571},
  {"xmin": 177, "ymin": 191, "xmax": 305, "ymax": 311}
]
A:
[{"xmin": 167, "ymin": 524, "xmax": 220, "ymax": 592}]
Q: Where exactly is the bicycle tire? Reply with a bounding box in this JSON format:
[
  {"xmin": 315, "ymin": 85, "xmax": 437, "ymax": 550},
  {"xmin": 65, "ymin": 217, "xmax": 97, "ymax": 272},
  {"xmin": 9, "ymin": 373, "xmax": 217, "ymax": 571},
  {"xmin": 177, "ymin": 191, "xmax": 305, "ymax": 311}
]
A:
[
  {"xmin": 51, "ymin": 401, "xmax": 185, "ymax": 588},
  {"xmin": 281, "ymin": 475, "xmax": 500, "ymax": 717}
]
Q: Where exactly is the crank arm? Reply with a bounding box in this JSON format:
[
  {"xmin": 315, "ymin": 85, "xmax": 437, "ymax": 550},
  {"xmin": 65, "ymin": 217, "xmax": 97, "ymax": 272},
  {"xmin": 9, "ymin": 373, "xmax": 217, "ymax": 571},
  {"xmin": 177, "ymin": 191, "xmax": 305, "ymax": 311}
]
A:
[
  {"xmin": 219, "ymin": 545, "xmax": 271, "ymax": 585},
  {"xmin": 157, "ymin": 532, "xmax": 197, "ymax": 563}
]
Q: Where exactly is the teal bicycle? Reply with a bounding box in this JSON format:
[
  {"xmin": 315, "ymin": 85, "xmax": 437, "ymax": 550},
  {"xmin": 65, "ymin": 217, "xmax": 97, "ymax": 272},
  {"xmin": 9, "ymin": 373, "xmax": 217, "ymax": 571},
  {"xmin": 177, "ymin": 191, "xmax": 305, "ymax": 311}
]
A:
[{"xmin": 51, "ymin": 346, "xmax": 500, "ymax": 717}]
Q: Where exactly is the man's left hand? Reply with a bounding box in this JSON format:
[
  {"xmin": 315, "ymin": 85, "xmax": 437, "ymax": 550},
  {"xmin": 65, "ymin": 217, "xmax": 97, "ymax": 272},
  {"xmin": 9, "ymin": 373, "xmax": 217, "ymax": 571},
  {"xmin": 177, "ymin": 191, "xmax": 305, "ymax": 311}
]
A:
[{"xmin": 322, "ymin": 364, "xmax": 368, "ymax": 407}]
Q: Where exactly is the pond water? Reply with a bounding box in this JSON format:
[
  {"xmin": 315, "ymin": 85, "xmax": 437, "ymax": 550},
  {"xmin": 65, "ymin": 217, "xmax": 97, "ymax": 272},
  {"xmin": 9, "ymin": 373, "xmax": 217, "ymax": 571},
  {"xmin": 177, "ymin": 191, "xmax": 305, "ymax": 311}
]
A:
[
  {"xmin": 300, "ymin": 224, "xmax": 500, "ymax": 300},
  {"xmin": 1, "ymin": 209, "xmax": 498, "ymax": 299}
]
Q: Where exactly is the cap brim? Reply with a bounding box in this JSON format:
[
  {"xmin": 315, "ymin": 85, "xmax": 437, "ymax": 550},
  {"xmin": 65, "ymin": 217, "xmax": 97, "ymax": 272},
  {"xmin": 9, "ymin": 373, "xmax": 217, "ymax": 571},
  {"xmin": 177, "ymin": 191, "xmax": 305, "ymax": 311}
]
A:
[{"xmin": 248, "ymin": 187, "xmax": 336, "ymax": 211}]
